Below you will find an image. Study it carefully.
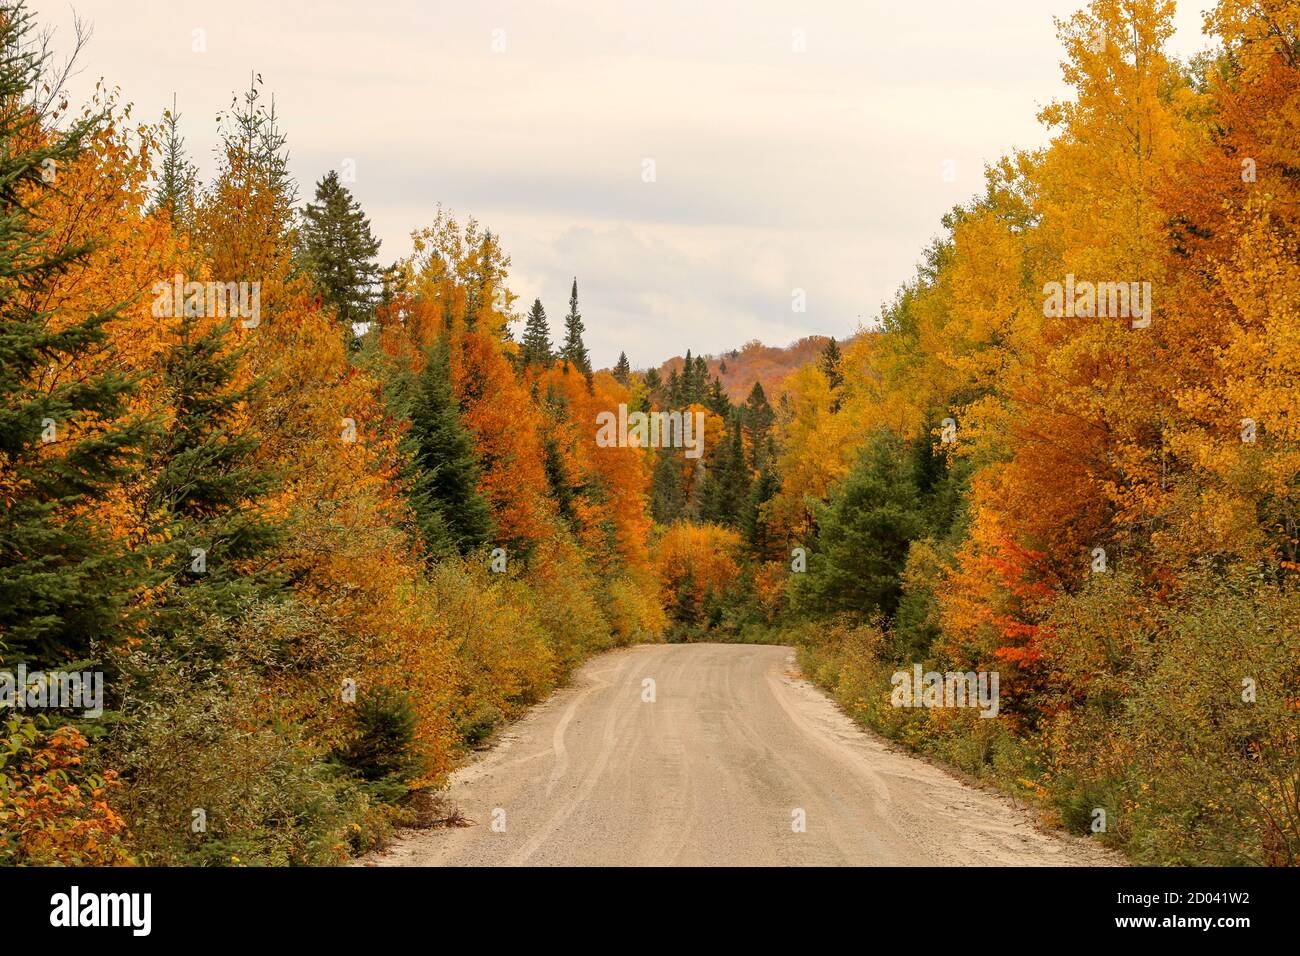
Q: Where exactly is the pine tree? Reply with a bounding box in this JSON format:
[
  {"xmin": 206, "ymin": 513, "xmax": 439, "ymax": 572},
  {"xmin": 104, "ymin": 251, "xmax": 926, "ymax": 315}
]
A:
[
  {"xmin": 819, "ymin": 337, "xmax": 844, "ymax": 410},
  {"xmin": 521, "ymin": 298, "xmax": 553, "ymax": 367},
  {"xmin": 145, "ymin": 313, "xmax": 284, "ymax": 622},
  {"xmin": 201, "ymin": 75, "xmax": 297, "ymax": 284},
  {"xmin": 150, "ymin": 96, "xmax": 199, "ymax": 228},
  {"xmin": 693, "ymin": 355, "xmax": 709, "ymax": 403},
  {"xmin": 299, "ymin": 169, "xmax": 382, "ymax": 338},
  {"xmin": 0, "ymin": 6, "xmax": 159, "ymax": 663},
  {"xmin": 613, "ymin": 351, "xmax": 631, "ymax": 386},
  {"xmin": 666, "ymin": 366, "xmax": 682, "ymax": 406},
  {"xmin": 404, "ymin": 337, "xmax": 494, "ymax": 557},
  {"xmin": 650, "ymin": 450, "xmax": 686, "ymax": 524},
  {"xmin": 701, "ymin": 416, "xmax": 750, "ymax": 527},
  {"xmin": 705, "ymin": 377, "xmax": 729, "ymax": 418},
  {"xmin": 541, "ymin": 385, "xmax": 581, "ymax": 526},
  {"xmin": 742, "ymin": 381, "xmax": 775, "ymax": 468},
  {"xmin": 560, "ymin": 278, "xmax": 592, "ymax": 384},
  {"xmin": 792, "ymin": 431, "xmax": 924, "ymax": 619},
  {"xmin": 643, "ymin": 367, "xmax": 663, "ymax": 404},
  {"xmin": 742, "ymin": 465, "xmax": 781, "ymax": 558}
]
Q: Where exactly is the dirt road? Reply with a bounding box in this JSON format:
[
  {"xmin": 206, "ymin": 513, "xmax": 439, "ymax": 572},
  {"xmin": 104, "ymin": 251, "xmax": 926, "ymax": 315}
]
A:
[{"xmin": 375, "ymin": 643, "xmax": 1117, "ymax": 866}]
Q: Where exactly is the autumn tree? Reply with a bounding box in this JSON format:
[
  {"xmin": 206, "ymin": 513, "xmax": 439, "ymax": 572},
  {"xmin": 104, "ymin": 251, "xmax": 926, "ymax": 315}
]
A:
[{"xmin": 149, "ymin": 97, "xmax": 199, "ymax": 228}]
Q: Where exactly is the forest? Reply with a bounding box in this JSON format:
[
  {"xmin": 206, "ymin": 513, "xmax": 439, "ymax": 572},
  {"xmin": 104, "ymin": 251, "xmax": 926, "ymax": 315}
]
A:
[{"xmin": 2, "ymin": 0, "xmax": 1297, "ymax": 867}]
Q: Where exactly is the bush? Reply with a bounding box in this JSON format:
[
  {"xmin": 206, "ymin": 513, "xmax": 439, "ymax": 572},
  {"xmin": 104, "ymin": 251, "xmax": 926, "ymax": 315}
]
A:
[
  {"xmin": 0, "ymin": 715, "xmax": 133, "ymax": 866},
  {"xmin": 333, "ymin": 686, "xmax": 423, "ymax": 785}
]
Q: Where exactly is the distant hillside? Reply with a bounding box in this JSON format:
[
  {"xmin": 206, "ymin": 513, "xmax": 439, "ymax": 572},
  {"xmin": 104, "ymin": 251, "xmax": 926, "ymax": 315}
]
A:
[{"xmin": 653, "ymin": 336, "xmax": 847, "ymax": 401}]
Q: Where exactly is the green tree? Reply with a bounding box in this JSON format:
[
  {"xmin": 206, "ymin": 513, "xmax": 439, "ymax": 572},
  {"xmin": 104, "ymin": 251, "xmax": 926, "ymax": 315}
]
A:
[
  {"xmin": 298, "ymin": 170, "xmax": 382, "ymax": 340},
  {"xmin": 149, "ymin": 96, "xmax": 199, "ymax": 228},
  {"xmin": 819, "ymin": 336, "xmax": 844, "ymax": 410},
  {"xmin": 742, "ymin": 381, "xmax": 776, "ymax": 469},
  {"xmin": 0, "ymin": 6, "xmax": 159, "ymax": 663},
  {"xmin": 792, "ymin": 430, "xmax": 924, "ymax": 619},
  {"xmin": 613, "ymin": 351, "xmax": 631, "ymax": 385},
  {"xmin": 521, "ymin": 298, "xmax": 553, "ymax": 367},
  {"xmin": 742, "ymin": 465, "xmax": 781, "ymax": 559},
  {"xmin": 560, "ymin": 278, "xmax": 592, "ymax": 384},
  {"xmin": 701, "ymin": 416, "xmax": 750, "ymax": 527},
  {"xmin": 144, "ymin": 313, "xmax": 285, "ymax": 623},
  {"xmin": 403, "ymin": 337, "xmax": 494, "ymax": 557},
  {"xmin": 651, "ymin": 450, "xmax": 686, "ymax": 525}
]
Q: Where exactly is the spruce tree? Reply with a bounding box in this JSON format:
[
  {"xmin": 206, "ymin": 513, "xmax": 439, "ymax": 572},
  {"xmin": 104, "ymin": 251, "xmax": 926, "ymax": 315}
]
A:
[
  {"xmin": 145, "ymin": 313, "xmax": 285, "ymax": 623},
  {"xmin": 643, "ymin": 367, "xmax": 663, "ymax": 402},
  {"xmin": 613, "ymin": 351, "xmax": 631, "ymax": 385},
  {"xmin": 150, "ymin": 96, "xmax": 199, "ymax": 228},
  {"xmin": 819, "ymin": 336, "xmax": 844, "ymax": 410},
  {"xmin": 560, "ymin": 278, "xmax": 592, "ymax": 384},
  {"xmin": 705, "ymin": 377, "xmax": 729, "ymax": 418},
  {"xmin": 298, "ymin": 169, "xmax": 382, "ymax": 336},
  {"xmin": 693, "ymin": 355, "xmax": 709, "ymax": 403},
  {"xmin": 742, "ymin": 465, "xmax": 781, "ymax": 558},
  {"xmin": 742, "ymin": 381, "xmax": 775, "ymax": 468},
  {"xmin": 701, "ymin": 416, "xmax": 750, "ymax": 527},
  {"xmin": 792, "ymin": 431, "xmax": 925, "ymax": 619},
  {"xmin": 666, "ymin": 366, "xmax": 682, "ymax": 407},
  {"xmin": 404, "ymin": 337, "xmax": 494, "ymax": 557},
  {"xmin": 650, "ymin": 450, "xmax": 686, "ymax": 524},
  {"xmin": 680, "ymin": 350, "xmax": 695, "ymax": 404},
  {"xmin": 0, "ymin": 6, "xmax": 159, "ymax": 663},
  {"xmin": 521, "ymin": 298, "xmax": 553, "ymax": 367}
]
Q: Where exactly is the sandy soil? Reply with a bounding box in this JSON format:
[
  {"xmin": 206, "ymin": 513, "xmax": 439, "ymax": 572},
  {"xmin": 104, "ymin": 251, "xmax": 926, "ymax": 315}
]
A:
[{"xmin": 371, "ymin": 643, "xmax": 1121, "ymax": 867}]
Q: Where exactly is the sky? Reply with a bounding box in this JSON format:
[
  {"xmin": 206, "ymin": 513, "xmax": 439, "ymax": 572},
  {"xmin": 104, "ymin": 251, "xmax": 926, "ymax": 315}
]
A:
[{"xmin": 30, "ymin": 0, "xmax": 1217, "ymax": 369}]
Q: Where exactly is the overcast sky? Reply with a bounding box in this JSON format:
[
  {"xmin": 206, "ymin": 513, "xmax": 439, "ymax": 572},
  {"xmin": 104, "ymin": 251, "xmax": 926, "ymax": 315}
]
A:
[{"xmin": 31, "ymin": 0, "xmax": 1216, "ymax": 368}]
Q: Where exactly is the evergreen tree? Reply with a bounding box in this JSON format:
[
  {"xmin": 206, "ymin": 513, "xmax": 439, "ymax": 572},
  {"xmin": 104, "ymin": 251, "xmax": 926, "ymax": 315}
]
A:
[
  {"xmin": 560, "ymin": 278, "xmax": 592, "ymax": 384},
  {"xmin": 791, "ymin": 430, "xmax": 924, "ymax": 619},
  {"xmin": 693, "ymin": 355, "xmax": 709, "ymax": 403},
  {"xmin": 819, "ymin": 336, "xmax": 844, "ymax": 410},
  {"xmin": 0, "ymin": 7, "xmax": 159, "ymax": 663},
  {"xmin": 541, "ymin": 384, "xmax": 580, "ymax": 524},
  {"xmin": 201, "ymin": 75, "xmax": 297, "ymax": 283},
  {"xmin": 643, "ymin": 367, "xmax": 663, "ymax": 405},
  {"xmin": 701, "ymin": 416, "xmax": 750, "ymax": 526},
  {"xmin": 299, "ymin": 169, "xmax": 382, "ymax": 338},
  {"xmin": 742, "ymin": 465, "xmax": 781, "ymax": 558},
  {"xmin": 149, "ymin": 96, "xmax": 199, "ymax": 228},
  {"xmin": 145, "ymin": 313, "xmax": 284, "ymax": 622},
  {"xmin": 613, "ymin": 351, "xmax": 631, "ymax": 386},
  {"xmin": 404, "ymin": 337, "xmax": 494, "ymax": 557},
  {"xmin": 521, "ymin": 298, "xmax": 553, "ymax": 367},
  {"xmin": 650, "ymin": 450, "xmax": 686, "ymax": 524},
  {"xmin": 666, "ymin": 366, "xmax": 681, "ymax": 407},
  {"xmin": 705, "ymin": 377, "xmax": 730, "ymax": 418},
  {"xmin": 742, "ymin": 381, "xmax": 775, "ymax": 469},
  {"xmin": 679, "ymin": 350, "xmax": 698, "ymax": 404}
]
